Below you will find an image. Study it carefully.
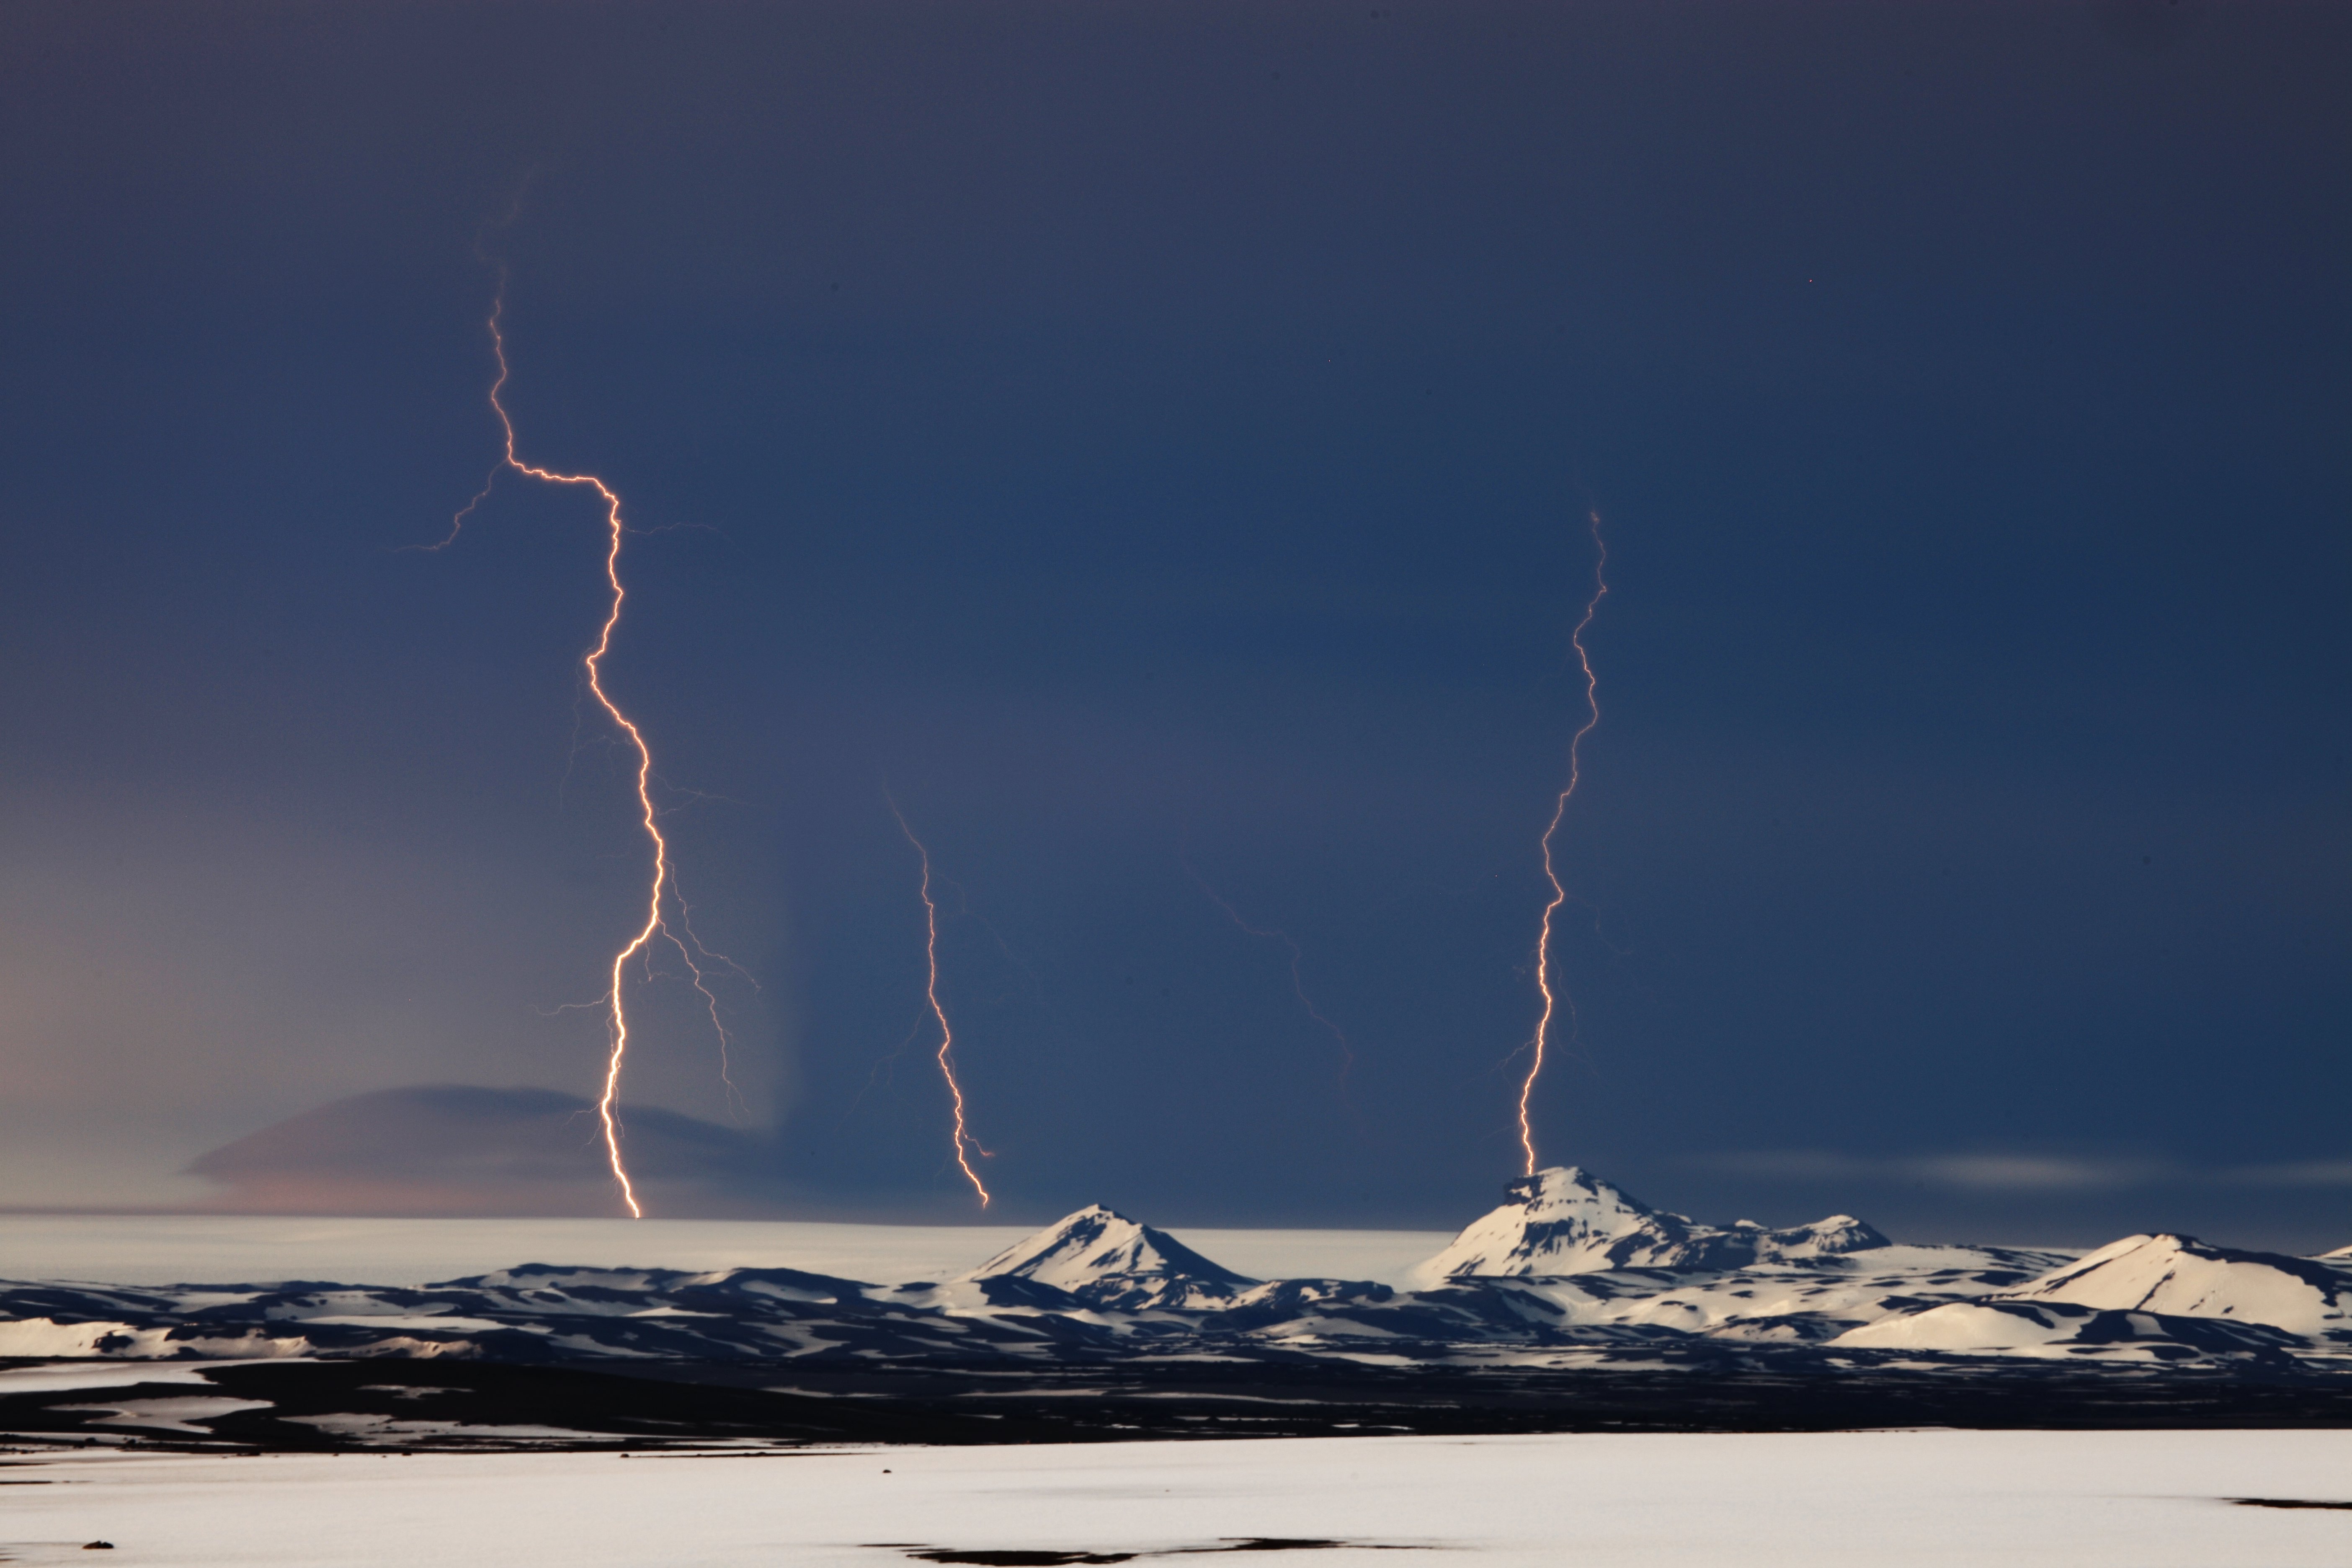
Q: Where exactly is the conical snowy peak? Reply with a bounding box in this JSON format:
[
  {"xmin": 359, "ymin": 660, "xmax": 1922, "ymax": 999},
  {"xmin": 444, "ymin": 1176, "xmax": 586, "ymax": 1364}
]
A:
[
  {"xmin": 1416, "ymin": 1166, "xmax": 1888, "ymax": 1280},
  {"xmin": 1508, "ymin": 1166, "xmax": 1663, "ymax": 1238},
  {"xmin": 966, "ymin": 1204, "xmax": 1260, "ymax": 1310},
  {"xmin": 1990, "ymin": 1233, "xmax": 2352, "ymax": 1335}
]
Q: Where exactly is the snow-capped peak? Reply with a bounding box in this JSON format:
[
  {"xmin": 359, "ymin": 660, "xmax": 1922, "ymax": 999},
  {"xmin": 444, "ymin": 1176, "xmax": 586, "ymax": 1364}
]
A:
[
  {"xmin": 965, "ymin": 1204, "xmax": 1260, "ymax": 1310},
  {"xmin": 1414, "ymin": 1166, "xmax": 1888, "ymax": 1281}
]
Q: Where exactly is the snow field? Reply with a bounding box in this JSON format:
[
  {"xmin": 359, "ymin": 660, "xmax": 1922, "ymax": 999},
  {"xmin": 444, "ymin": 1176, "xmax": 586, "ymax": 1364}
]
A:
[{"xmin": 3, "ymin": 1428, "xmax": 2348, "ymax": 1568}]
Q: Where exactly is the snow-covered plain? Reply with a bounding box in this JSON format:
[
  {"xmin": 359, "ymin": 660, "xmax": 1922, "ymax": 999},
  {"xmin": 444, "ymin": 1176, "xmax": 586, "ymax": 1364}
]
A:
[
  {"xmin": 2, "ymin": 1429, "xmax": 2348, "ymax": 1567},
  {"xmin": 0, "ymin": 1214, "xmax": 1451, "ymax": 1291}
]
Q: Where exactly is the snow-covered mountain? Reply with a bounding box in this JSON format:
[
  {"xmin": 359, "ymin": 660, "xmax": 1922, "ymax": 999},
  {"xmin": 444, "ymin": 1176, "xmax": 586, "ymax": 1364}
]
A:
[
  {"xmin": 962, "ymin": 1204, "xmax": 1259, "ymax": 1310},
  {"xmin": 0, "ymin": 1210, "xmax": 2089, "ymax": 1369},
  {"xmin": 0, "ymin": 1247, "xmax": 2076, "ymax": 1368},
  {"xmin": 1831, "ymin": 1234, "xmax": 2352, "ymax": 1359},
  {"xmin": 1414, "ymin": 1166, "xmax": 1888, "ymax": 1281},
  {"xmin": 1829, "ymin": 1299, "xmax": 2313, "ymax": 1360},
  {"xmin": 1988, "ymin": 1233, "xmax": 2352, "ymax": 1333},
  {"xmin": 3, "ymin": 1173, "xmax": 2346, "ymax": 1377}
]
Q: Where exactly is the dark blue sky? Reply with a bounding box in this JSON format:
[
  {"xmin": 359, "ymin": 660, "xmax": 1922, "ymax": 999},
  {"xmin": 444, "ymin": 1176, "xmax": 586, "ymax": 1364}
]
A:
[{"xmin": 2, "ymin": 1, "xmax": 2344, "ymax": 1246}]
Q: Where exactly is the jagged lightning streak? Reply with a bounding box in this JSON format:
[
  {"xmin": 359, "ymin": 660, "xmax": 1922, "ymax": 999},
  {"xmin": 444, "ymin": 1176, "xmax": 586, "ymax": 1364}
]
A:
[
  {"xmin": 1183, "ymin": 862, "xmax": 1356, "ymax": 1092},
  {"xmin": 1514, "ymin": 510, "xmax": 1610, "ymax": 1177},
  {"xmin": 431, "ymin": 282, "xmax": 747, "ymax": 1218},
  {"xmin": 887, "ymin": 799, "xmax": 992, "ymax": 1206}
]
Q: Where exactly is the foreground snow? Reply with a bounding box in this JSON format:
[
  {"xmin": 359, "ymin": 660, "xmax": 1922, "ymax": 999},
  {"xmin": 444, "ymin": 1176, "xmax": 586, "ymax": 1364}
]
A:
[{"xmin": 2, "ymin": 1429, "xmax": 2348, "ymax": 1567}]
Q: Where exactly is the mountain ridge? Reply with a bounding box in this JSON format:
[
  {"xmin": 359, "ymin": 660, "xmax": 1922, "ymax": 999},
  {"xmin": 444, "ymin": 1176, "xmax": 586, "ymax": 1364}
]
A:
[
  {"xmin": 5, "ymin": 1166, "xmax": 2346, "ymax": 1376},
  {"xmin": 1413, "ymin": 1166, "xmax": 1889, "ymax": 1281}
]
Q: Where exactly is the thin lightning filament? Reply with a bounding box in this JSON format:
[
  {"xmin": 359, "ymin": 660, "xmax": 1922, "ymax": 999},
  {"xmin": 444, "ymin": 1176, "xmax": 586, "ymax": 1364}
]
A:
[
  {"xmin": 437, "ymin": 286, "xmax": 745, "ymax": 1219},
  {"xmin": 1516, "ymin": 511, "xmax": 1610, "ymax": 1177},
  {"xmin": 1184, "ymin": 864, "xmax": 1355, "ymax": 1091},
  {"xmin": 889, "ymin": 801, "xmax": 992, "ymax": 1206}
]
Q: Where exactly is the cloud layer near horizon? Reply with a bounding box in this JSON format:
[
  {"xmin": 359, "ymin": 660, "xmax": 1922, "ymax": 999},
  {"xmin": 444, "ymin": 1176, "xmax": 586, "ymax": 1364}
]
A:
[{"xmin": 185, "ymin": 1086, "xmax": 783, "ymax": 1220}]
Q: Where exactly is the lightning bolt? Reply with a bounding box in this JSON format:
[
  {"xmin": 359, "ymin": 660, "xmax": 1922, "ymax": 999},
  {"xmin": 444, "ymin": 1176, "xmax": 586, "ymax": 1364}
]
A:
[
  {"xmin": 887, "ymin": 798, "xmax": 993, "ymax": 1206},
  {"xmin": 1515, "ymin": 510, "xmax": 1609, "ymax": 1177},
  {"xmin": 430, "ymin": 279, "xmax": 748, "ymax": 1217},
  {"xmin": 1183, "ymin": 861, "xmax": 1357, "ymax": 1098}
]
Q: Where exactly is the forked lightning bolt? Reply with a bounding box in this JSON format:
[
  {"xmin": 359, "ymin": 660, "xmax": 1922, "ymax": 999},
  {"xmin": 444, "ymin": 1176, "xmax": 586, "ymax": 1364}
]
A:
[
  {"xmin": 430, "ymin": 280, "xmax": 745, "ymax": 1218},
  {"xmin": 1515, "ymin": 511, "xmax": 1610, "ymax": 1176},
  {"xmin": 888, "ymin": 800, "xmax": 993, "ymax": 1206}
]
